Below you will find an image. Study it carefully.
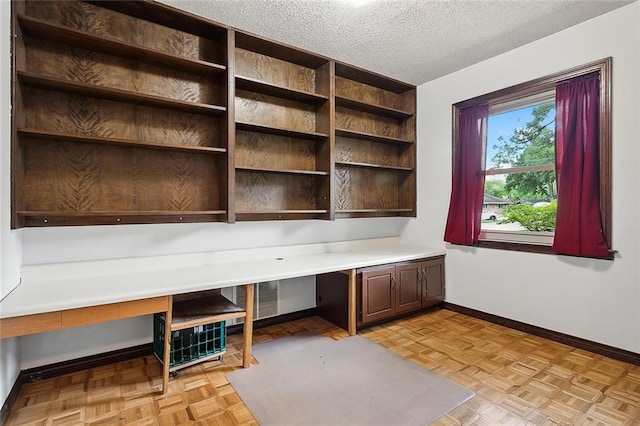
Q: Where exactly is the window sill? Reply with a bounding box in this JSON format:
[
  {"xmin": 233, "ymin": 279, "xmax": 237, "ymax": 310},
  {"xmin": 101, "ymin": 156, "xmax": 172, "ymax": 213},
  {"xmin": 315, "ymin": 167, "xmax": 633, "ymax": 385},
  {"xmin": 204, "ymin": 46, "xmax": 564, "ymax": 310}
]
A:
[
  {"xmin": 476, "ymin": 239, "xmax": 554, "ymax": 255},
  {"xmin": 480, "ymin": 229, "xmax": 554, "ymax": 245},
  {"xmin": 475, "ymin": 239, "xmax": 616, "ymax": 260}
]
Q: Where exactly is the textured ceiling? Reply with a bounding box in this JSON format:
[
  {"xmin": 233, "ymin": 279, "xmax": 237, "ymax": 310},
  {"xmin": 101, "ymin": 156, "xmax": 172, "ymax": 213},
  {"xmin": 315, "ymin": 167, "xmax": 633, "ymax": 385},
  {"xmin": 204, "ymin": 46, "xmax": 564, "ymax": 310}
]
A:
[{"xmin": 159, "ymin": 0, "xmax": 634, "ymax": 85}]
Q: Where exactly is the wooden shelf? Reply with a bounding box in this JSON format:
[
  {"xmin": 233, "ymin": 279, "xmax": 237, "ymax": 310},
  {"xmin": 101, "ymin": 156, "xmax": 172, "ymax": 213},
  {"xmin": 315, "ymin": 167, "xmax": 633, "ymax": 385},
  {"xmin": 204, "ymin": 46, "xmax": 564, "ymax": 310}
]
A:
[
  {"xmin": 335, "ymin": 209, "xmax": 414, "ymax": 218},
  {"xmin": 18, "ymin": 71, "xmax": 226, "ymax": 116},
  {"xmin": 18, "ymin": 15, "xmax": 226, "ymax": 76},
  {"xmin": 235, "ymin": 32, "xmax": 328, "ymax": 69},
  {"xmin": 171, "ymin": 293, "xmax": 245, "ymax": 331},
  {"xmin": 236, "ymin": 210, "xmax": 329, "ymax": 221},
  {"xmin": 335, "ymin": 96, "xmax": 413, "ymax": 119},
  {"xmin": 335, "ymin": 161, "xmax": 413, "ymax": 172},
  {"xmin": 336, "ymin": 209, "xmax": 414, "ymax": 213},
  {"xmin": 335, "ymin": 63, "xmax": 414, "ymax": 94},
  {"xmin": 335, "ymin": 128, "xmax": 413, "ymax": 145},
  {"xmin": 18, "ymin": 128, "xmax": 227, "ymax": 155},
  {"xmin": 84, "ymin": 0, "xmax": 228, "ymax": 41},
  {"xmin": 237, "ymin": 121, "xmax": 329, "ymax": 141},
  {"xmin": 18, "ymin": 211, "xmax": 227, "ymax": 227},
  {"xmin": 236, "ymin": 75, "xmax": 328, "ymax": 104},
  {"xmin": 236, "ymin": 166, "xmax": 328, "ymax": 176}
]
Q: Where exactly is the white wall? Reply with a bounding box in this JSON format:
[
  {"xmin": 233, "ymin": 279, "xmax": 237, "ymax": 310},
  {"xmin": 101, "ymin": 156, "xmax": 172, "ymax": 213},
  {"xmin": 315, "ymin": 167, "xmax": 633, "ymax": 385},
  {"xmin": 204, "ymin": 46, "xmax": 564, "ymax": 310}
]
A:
[
  {"xmin": 402, "ymin": 2, "xmax": 640, "ymax": 353},
  {"xmin": 1, "ymin": 0, "xmax": 23, "ymax": 407}
]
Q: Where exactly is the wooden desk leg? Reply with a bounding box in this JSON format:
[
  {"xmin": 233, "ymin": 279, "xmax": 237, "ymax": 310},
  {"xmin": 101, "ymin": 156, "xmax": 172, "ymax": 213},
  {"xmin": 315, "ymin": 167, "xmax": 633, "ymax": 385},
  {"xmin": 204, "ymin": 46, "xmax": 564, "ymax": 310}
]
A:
[
  {"xmin": 242, "ymin": 284, "xmax": 255, "ymax": 368},
  {"xmin": 347, "ymin": 269, "xmax": 356, "ymax": 336},
  {"xmin": 162, "ymin": 295, "xmax": 173, "ymax": 394}
]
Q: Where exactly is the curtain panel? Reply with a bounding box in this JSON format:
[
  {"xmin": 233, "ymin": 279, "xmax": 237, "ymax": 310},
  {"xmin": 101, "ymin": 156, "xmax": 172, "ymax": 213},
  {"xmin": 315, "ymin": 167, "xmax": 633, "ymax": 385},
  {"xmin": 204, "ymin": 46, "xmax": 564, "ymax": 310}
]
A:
[
  {"xmin": 553, "ymin": 72, "xmax": 609, "ymax": 257},
  {"xmin": 444, "ymin": 104, "xmax": 488, "ymax": 245}
]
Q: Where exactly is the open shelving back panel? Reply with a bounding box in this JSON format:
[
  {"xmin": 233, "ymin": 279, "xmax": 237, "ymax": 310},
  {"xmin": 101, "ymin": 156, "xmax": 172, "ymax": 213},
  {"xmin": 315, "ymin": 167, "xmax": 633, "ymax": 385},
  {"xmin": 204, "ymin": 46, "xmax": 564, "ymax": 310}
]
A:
[{"xmin": 11, "ymin": 0, "xmax": 415, "ymax": 228}]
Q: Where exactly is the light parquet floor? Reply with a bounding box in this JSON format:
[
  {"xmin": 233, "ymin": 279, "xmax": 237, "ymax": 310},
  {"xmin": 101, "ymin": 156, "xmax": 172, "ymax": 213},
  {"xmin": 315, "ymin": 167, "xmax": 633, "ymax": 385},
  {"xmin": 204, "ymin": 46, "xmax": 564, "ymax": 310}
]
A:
[{"xmin": 6, "ymin": 310, "xmax": 640, "ymax": 425}]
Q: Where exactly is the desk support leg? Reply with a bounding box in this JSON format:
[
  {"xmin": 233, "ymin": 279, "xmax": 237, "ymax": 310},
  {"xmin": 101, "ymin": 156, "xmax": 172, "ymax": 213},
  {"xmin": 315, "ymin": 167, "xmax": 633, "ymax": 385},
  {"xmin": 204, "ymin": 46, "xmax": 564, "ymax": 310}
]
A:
[
  {"xmin": 162, "ymin": 295, "xmax": 173, "ymax": 394},
  {"xmin": 347, "ymin": 269, "xmax": 356, "ymax": 336},
  {"xmin": 242, "ymin": 284, "xmax": 255, "ymax": 368}
]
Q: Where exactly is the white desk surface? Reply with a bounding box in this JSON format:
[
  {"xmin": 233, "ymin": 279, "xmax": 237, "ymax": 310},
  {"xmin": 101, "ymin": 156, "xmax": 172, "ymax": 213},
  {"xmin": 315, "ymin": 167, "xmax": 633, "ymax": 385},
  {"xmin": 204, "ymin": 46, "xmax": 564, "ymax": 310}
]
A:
[{"xmin": 0, "ymin": 238, "xmax": 445, "ymax": 319}]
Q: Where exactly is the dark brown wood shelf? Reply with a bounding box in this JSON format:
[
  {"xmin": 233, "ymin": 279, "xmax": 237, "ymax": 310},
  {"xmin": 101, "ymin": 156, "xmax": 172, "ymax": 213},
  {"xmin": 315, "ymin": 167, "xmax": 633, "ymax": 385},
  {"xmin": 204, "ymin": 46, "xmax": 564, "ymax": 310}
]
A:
[
  {"xmin": 335, "ymin": 161, "xmax": 413, "ymax": 172},
  {"xmin": 237, "ymin": 210, "xmax": 328, "ymax": 214},
  {"xmin": 335, "ymin": 128, "xmax": 413, "ymax": 145},
  {"xmin": 335, "ymin": 96, "xmax": 413, "ymax": 119},
  {"xmin": 335, "ymin": 63, "xmax": 414, "ymax": 94},
  {"xmin": 235, "ymin": 32, "xmax": 328, "ymax": 69},
  {"xmin": 172, "ymin": 293, "xmax": 245, "ymax": 329},
  {"xmin": 18, "ymin": 15, "xmax": 226, "ymax": 76},
  {"xmin": 18, "ymin": 128, "xmax": 227, "ymax": 155},
  {"xmin": 236, "ymin": 166, "xmax": 328, "ymax": 176},
  {"xmin": 336, "ymin": 209, "xmax": 414, "ymax": 213},
  {"xmin": 236, "ymin": 75, "xmax": 328, "ymax": 104},
  {"xmin": 236, "ymin": 121, "xmax": 329, "ymax": 140},
  {"xmin": 335, "ymin": 208, "xmax": 415, "ymax": 218},
  {"xmin": 18, "ymin": 211, "xmax": 227, "ymax": 227},
  {"xmin": 84, "ymin": 0, "xmax": 228, "ymax": 41},
  {"xmin": 235, "ymin": 210, "xmax": 329, "ymax": 221},
  {"xmin": 18, "ymin": 71, "xmax": 227, "ymax": 116}
]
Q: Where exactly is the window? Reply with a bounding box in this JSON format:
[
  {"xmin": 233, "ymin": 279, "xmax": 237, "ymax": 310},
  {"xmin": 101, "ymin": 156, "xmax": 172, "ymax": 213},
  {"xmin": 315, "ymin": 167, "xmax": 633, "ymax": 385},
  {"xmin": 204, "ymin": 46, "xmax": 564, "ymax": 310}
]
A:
[
  {"xmin": 482, "ymin": 96, "xmax": 557, "ymax": 245},
  {"xmin": 445, "ymin": 58, "xmax": 613, "ymax": 259}
]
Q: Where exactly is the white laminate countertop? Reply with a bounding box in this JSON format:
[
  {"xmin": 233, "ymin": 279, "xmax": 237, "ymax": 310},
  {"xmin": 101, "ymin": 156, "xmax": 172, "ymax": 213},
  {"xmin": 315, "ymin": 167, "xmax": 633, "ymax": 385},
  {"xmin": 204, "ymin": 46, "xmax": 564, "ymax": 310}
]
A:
[{"xmin": 0, "ymin": 237, "xmax": 446, "ymax": 319}]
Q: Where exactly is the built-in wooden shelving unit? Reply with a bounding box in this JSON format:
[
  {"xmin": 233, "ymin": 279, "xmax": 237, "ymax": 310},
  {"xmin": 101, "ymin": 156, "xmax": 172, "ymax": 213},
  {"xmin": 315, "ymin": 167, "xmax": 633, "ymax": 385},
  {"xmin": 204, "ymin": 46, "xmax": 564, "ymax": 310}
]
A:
[
  {"xmin": 333, "ymin": 63, "xmax": 416, "ymax": 218},
  {"xmin": 232, "ymin": 31, "xmax": 333, "ymax": 221},
  {"xmin": 11, "ymin": 0, "xmax": 416, "ymax": 228}
]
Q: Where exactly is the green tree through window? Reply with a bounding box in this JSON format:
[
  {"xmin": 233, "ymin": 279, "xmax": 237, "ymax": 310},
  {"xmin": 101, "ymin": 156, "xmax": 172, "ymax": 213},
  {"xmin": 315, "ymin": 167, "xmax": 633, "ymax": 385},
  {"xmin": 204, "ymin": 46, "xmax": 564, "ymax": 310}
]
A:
[
  {"xmin": 483, "ymin": 101, "xmax": 557, "ymax": 232},
  {"xmin": 490, "ymin": 102, "xmax": 556, "ymax": 202}
]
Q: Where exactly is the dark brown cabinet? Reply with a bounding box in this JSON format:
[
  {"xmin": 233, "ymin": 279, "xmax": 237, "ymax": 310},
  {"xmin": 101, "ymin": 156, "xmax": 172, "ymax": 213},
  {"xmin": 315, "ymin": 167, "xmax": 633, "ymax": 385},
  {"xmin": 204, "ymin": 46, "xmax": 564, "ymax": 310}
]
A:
[
  {"xmin": 422, "ymin": 257, "xmax": 445, "ymax": 307},
  {"xmin": 356, "ymin": 256, "xmax": 445, "ymax": 325},
  {"xmin": 396, "ymin": 262, "xmax": 423, "ymax": 313},
  {"xmin": 360, "ymin": 266, "xmax": 396, "ymax": 323}
]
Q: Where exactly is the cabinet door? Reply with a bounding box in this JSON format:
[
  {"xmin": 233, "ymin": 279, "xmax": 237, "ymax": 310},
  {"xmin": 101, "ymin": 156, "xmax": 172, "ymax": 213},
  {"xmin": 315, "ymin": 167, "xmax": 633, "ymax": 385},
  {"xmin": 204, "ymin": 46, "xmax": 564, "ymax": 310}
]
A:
[
  {"xmin": 395, "ymin": 262, "xmax": 423, "ymax": 313},
  {"xmin": 361, "ymin": 266, "xmax": 396, "ymax": 323},
  {"xmin": 423, "ymin": 258, "xmax": 445, "ymax": 307}
]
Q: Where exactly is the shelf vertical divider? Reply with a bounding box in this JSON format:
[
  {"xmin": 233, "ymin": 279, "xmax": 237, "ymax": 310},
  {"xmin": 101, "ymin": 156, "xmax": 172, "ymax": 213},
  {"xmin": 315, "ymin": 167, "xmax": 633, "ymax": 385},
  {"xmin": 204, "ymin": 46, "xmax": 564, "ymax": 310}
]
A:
[
  {"xmin": 226, "ymin": 29, "xmax": 236, "ymax": 223},
  {"xmin": 400, "ymin": 89, "xmax": 417, "ymax": 217},
  {"xmin": 315, "ymin": 61, "xmax": 335, "ymax": 220},
  {"xmin": 11, "ymin": 2, "xmax": 25, "ymax": 229}
]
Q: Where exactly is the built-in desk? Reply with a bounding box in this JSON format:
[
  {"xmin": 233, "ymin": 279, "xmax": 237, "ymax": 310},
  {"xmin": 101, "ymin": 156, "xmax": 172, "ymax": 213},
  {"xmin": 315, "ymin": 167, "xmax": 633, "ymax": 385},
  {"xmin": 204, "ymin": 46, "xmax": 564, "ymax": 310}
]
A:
[{"xmin": 0, "ymin": 237, "xmax": 445, "ymax": 393}]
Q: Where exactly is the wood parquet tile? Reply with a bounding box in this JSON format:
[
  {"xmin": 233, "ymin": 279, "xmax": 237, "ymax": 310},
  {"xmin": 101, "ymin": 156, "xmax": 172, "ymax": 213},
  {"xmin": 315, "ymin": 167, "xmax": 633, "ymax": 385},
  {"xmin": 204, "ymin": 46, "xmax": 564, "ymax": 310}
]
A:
[{"xmin": 5, "ymin": 310, "xmax": 640, "ymax": 425}]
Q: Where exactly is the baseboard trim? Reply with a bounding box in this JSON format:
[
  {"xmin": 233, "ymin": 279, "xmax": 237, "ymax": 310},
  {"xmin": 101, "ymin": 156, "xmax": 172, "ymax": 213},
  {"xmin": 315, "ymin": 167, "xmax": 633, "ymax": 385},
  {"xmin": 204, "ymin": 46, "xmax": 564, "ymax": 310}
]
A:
[
  {"xmin": 444, "ymin": 302, "xmax": 640, "ymax": 366},
  {"xmin": 0, "ymin": 373, "xmax": 26, "ymax": 426},
  {"xmin": 21, "ymin": 343, "xmax": 153, "ymax": 384},
  {"xmin": 227, "ymin": 307, "xmax": 318, "ymax": 335}
]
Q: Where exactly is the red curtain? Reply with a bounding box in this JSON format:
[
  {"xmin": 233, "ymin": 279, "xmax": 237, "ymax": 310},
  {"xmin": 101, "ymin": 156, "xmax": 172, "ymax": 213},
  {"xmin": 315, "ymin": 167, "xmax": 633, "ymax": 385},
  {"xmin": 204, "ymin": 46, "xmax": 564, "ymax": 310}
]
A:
[
  {"xmin": 444, "ymin": 104, "xmax": 488, "ymax": 245},
  {"xmin": 553, "ymin": 72, "xmax": 609, "ymax": 257}
]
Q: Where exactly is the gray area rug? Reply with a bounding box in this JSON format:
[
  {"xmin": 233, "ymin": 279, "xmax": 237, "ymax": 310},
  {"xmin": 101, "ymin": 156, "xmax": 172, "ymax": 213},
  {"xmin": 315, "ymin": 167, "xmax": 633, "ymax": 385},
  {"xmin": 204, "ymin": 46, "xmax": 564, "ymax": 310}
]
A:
[{"xmin": 227, "ymin": 333, "xmax": 474, "ymax": 425}]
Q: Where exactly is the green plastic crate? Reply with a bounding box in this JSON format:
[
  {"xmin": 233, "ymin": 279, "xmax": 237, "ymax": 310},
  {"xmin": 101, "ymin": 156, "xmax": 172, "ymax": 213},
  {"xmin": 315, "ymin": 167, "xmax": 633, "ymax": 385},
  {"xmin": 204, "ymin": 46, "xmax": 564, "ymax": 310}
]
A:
[{"xmin": 153, "ymin": 313, "xmax": 226, "ymax": 369}]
